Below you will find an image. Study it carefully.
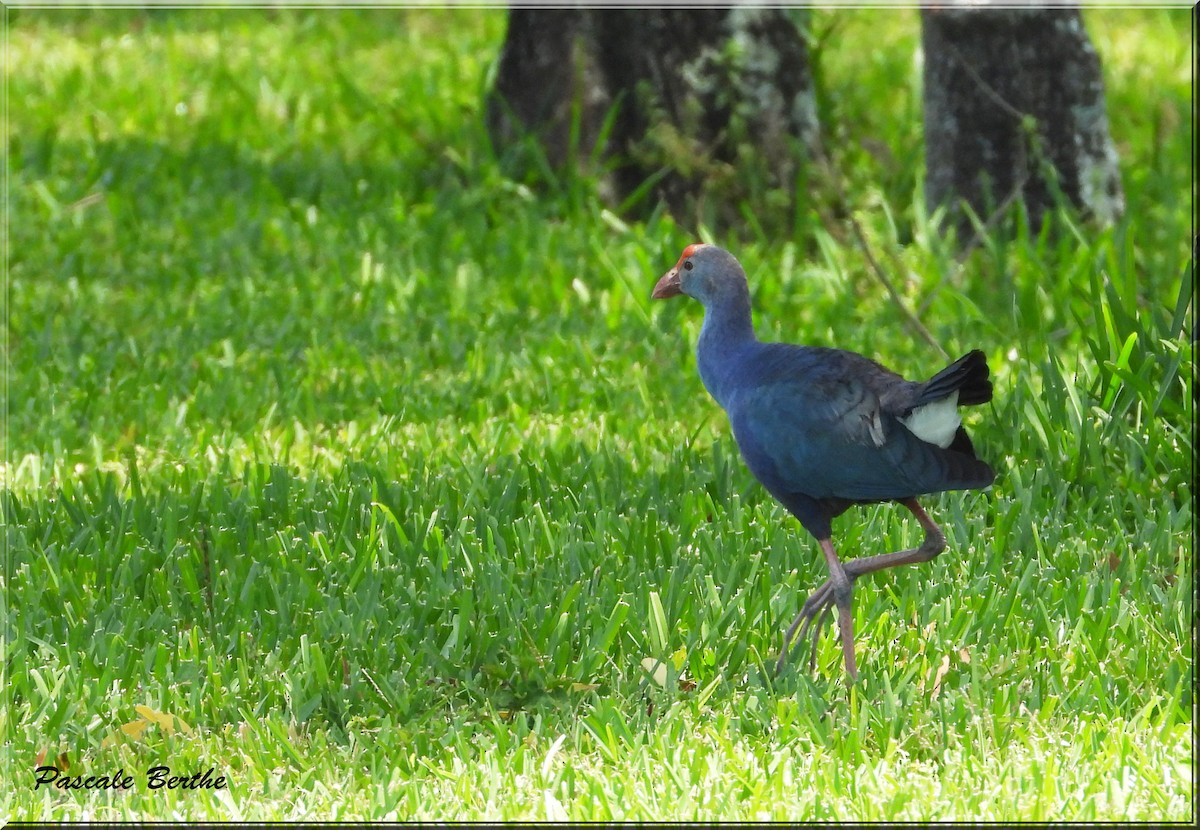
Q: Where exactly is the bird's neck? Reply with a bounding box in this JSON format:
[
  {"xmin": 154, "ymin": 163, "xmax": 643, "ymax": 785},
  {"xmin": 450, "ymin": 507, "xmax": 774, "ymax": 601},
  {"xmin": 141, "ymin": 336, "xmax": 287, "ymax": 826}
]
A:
[{"xmin": 696, "ymin": 288, "xmax": 757, "ymax": 406}]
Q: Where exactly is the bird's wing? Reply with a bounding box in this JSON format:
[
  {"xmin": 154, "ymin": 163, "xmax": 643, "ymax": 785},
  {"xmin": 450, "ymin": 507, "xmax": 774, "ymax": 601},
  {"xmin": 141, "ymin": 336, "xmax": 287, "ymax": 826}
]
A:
[{"xmin": 727, "ymin": 347, "xmax": 992, "ymax": 501}]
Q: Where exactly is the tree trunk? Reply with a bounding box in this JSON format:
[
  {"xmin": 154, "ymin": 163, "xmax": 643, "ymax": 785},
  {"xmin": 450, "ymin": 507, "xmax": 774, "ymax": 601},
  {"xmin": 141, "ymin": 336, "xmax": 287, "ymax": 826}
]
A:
[
  {"xmin": 921, "ymin": 4, "xmax": 1125, "ymax": 237},
  {"xmin": 485, "ymin": 8, "xmax": 819, "ymax": 226},
  {"xmin": 484, "ymin": 9, "xmax": 606, "ymax": 175}
]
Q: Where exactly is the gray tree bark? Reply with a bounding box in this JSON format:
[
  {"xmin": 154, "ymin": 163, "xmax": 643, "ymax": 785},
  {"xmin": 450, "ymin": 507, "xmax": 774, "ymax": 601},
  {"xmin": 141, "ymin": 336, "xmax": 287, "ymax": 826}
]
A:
[
  {"xmin": 921, "ymin": 4, "xmax": 1124, "ymax": 236},
  {"xmin": 485, "ymin": 9, "xmax": 607, "ymax": 174},
  {"xmin": 485, "ymin": 8, "xmax": 820, "ymax": 224}
]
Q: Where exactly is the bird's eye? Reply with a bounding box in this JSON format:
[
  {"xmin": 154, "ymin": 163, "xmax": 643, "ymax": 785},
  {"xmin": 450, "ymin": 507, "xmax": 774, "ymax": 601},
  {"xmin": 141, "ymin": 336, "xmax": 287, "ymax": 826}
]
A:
[{"xmin": 683, "ymin": 260, "xmax": 694, "ymax": 271}]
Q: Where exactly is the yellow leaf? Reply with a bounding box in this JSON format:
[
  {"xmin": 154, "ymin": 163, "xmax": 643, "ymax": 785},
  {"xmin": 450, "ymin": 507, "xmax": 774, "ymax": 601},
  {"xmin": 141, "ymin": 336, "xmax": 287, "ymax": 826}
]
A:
[
  {"xmin": 101, "ymin": 707, "xmax": 194, "ymax": 747},
  {"xmin": 122, "ymin": 720, "xmax": 152, "ymax": 739},
  {"xmin": 670, "ymin": 647, "xmax": 687, "ymax": 672},
  {"xmin": 135, "ymin": 705, "xmax": 192, "ymax": 734},
  {"xmin": 101, "ymin": 719, "xmax": 151, "ymax": 748},
  {"xmin": 958, "ymin": 648, "xmax": 971, "ymax": 664},
  {"xmin": 931, "ymin": 654, "xmax": 951, "ymax": 697},
  {"xmin": 570, "ymin": 682, "xmax": 600, "ymax": 693}
]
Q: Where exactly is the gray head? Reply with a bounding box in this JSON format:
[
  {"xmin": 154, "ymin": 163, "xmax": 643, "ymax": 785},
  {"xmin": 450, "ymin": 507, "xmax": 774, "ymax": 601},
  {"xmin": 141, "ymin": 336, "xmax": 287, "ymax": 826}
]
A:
[{"xmin": 651, "ymin": 243, "xmax": 749, "ymax": 308}]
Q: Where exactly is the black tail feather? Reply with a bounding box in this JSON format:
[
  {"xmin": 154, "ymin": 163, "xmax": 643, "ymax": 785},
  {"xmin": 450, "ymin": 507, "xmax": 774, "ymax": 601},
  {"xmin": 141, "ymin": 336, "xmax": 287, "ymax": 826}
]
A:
[
  {"xmin": 940, "ymin": 444, "xmax": 996, "ymax": 489},
  {"xmin": 920, "ymin": 349, "xmax": 993, "ymax": 407},
  {"xmin": 947, "ymin": 425, "xmax": 977, "ymax": 458}
]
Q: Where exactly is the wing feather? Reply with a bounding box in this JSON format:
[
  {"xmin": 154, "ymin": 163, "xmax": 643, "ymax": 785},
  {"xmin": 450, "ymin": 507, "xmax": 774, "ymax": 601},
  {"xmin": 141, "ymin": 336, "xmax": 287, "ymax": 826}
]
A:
[{"xmin": 725, "ymin": 346, "xmax": 993, "ymax": 503}]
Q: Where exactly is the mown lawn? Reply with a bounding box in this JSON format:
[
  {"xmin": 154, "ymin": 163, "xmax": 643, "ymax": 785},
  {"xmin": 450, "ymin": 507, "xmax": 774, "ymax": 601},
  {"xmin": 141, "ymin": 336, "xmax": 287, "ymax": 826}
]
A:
[{"xmin": 4, "ymin": 6, "xmax": 1193, "ymax": 821}]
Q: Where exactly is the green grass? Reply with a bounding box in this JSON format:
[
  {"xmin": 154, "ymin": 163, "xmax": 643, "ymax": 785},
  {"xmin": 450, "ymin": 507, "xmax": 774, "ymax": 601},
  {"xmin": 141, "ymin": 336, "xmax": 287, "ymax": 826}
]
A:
[{"xmin": 4, "ymin": 6, "xmax": 1193, "ymax": 821}]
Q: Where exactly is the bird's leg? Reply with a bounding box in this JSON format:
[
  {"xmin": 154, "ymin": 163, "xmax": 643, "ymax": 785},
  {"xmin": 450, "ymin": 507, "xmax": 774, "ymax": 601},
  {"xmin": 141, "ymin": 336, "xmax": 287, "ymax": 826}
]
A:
[
  {"xmin": 821, "ymin": 538, "xmax": 859, "ymax": 680},
  {"xmin": 838, "ymin": 498, "xmax": 947, "ymax": 581},
  {"xmin": 777, "ymin": 538, "xmax": 859, "ymax": 679},
  {"xmin": 777, "ymin": 499, "xmax": 947, "ymax": 677}
]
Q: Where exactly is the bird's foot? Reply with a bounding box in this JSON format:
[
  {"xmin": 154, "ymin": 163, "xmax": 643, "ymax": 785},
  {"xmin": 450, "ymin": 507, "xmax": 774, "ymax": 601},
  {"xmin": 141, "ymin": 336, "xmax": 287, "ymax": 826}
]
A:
[{"xmin": 775, "ymin": 578, "xmax": 848, "ymax": 676}]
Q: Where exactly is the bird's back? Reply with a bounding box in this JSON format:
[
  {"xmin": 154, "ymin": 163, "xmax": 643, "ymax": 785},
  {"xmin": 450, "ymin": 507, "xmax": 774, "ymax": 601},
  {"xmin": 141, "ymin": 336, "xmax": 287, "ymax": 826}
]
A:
[{"xmin": 718, "ymin": 342, "xmax": 994, "ymax": 505}]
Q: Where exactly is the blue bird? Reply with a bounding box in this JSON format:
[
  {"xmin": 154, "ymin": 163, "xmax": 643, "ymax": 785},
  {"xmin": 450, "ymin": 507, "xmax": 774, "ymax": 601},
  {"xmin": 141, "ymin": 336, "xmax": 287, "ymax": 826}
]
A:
[{"xmin": 652, "ymin": 244, "xmax": 994, "ymax": 680}]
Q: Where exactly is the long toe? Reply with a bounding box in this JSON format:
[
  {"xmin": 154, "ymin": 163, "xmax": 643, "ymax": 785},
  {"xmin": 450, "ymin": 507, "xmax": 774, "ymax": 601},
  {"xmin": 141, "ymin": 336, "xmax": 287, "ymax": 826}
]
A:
[
  {"xmin": 807, "ymin": 604, "xmax": 833, "ymax": 671},
  {"xmin": 775, "ymin": 580, "xmax": 838, "ymax": 674},
  {"xmin": 836, "ymin": 599, "xmax": 859, "ymax": 681}
]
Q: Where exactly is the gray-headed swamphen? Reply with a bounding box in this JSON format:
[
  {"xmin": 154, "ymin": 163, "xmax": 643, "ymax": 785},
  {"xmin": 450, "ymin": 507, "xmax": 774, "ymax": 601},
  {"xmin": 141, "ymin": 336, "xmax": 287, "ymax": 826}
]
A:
[{"xmin": 652, "ymin": 244, "xmax": 995, "ymax": 680}]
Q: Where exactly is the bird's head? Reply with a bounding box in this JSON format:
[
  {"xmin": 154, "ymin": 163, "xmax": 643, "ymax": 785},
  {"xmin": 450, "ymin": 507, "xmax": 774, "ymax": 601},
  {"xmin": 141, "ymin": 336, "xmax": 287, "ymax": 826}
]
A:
[{"xmin": 652, "ymin": 243, "xmax": 747, "ymax": 306}]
